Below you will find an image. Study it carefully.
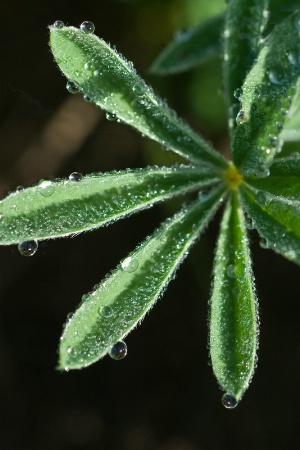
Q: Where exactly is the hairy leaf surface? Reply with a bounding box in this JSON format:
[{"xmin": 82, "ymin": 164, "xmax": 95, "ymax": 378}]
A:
[
  {"xmin": 50, "ymin": 25, "xmax": 227, "ymax": 169},
  {"xmin": 210, "ymin": 191, "xmax": 258, "ymax": 402},
  {"xmin": 59, "ymin": 184, "xmax": 226, "ymax": 369},
  {"xmin": 0, "ymin": 166, "xmax": 220, "ymax": 245}
]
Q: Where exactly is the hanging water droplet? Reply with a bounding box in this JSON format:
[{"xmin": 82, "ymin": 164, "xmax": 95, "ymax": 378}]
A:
[
  {"xmin": 259, "ymin": 238, "xmax": 269, "ymax": 249},
  {"xmin": 198, "ymin": 189, "xmax": 210, "ymax": 203},
  {"xmin": 66, "ymin": 81, "xmax": 80, "ymax": 94},
  {"xmin": 233, "ymin": 88, "xmax": 243, "ymax": 101},
  {"xmin": 275, "ymin": 121, "xmax": 282, "ymax": 131},
  {"xmin": 236, "ymin": 110, "xmax": 246, "ymax": 125},
  {"xmin": 222, "ymin": 393, "xmax": 237, "ymax": 409},
  {"xmin": 109, "ymin": 341, "xmax": 127, "ymax": 360},
  {"xmin": 83, "ymin": 94, "xmax": 91, "ymax": 102},
  {"xmin": 132, "ymin": 84, "xmax": 144, "ymax": 96},
  {"xmin": 106, "ymin": 111, "xmax": 117, "ymax": 121},
  {"xmin": 121, "ymin": 256, "xmax": 139, "ymax": 273},
  {"xmin": 38, "ymin": 180, "xmax": 55, "ymax": 197},
  {"xmin": 281, "ymin": 108, "xmax": 288, "ymax": 116},
  {"xmin": 98, "ymin": 306, "xmax": 113, "ymax": 318},
  {"xmin": 255, "ymin": 191, "xmax": 270, "ymax": 207},
  {"xmin": 69, "ymin": 172, "xmax": 82, "ymax": 182},
  {"xmin": 80, "ymin": 21, "xmax": 95, "ymax": 34},
  {"xmin": 53, "ymin": 20, "xmax": 64, "ymax": 29},
  {"xmin": 16, "ymin": 185, "xmax": 25, "ymax": 192},
  {"xmin": 18, "ymin": 240, "xmax": 38, "ymax": 257}
]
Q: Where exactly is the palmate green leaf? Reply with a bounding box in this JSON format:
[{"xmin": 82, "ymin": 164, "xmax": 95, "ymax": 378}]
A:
[
  {"xmin": 0, "ymin": 166, "xmax": 220, "ymax": 245},
  {"xmin": 232, "ymin": 11, "xmax": 300, "ymax": 175},
  {"xmin": 148, "ymin": 14, "xmax": 224, "ymax": 75},
  {"xmin": 210, "ymin": 191, "xmax": 258, "ymax": 405},
  {"xmin": 59, "ymin": 183, "xmax": 226, "ymax": 370},
  {"xmin": 50, "ymin": 25, "xmax": 227, "ymax": 170},
  {"xmin": 240, "ymin": 183, "xmax": 300, "ymax": 264},
  {"xmin": 223, "ymin": 0, "xmax": 269, "ymax": 135}
]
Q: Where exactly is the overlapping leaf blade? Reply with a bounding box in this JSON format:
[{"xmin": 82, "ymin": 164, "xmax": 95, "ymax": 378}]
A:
[
  {"xmin": 210, "ymin": 191, "xmax": 258, "ymax": 402},
  {"xmin": 149, "ymin": 14, "xmax": 223, "ymax": 75},
  {"xmin": 240, "ymin": 183, "xmax": 300, "ymax": 264},
  {"xmin": 280, "ymin": 80, "xmax": 300, "ymax": 142},
  {"xmin": 223, "ymin": 0, "xmax": 269, "ymax": 134},
  {"xmin": 59, "ymin": 183, "xmax": 226, "ymax": 369},
  {"xmin": 0, "ymin": 166, "xmax": 220, "ymax": 245},
  {"xmin": 50, "ymin": 26, "xmax": 227, "ymax": 169},
  {"xmin": 245, "ymin": 156, "xmax": 300, "ymax": 200},
  {"xmin": 232, "ymin": 11, "xmax": 300, "ymax": 175}
]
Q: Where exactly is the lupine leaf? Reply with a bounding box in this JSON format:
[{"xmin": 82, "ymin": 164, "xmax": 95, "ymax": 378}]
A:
[
  {"xmin": 50, "ymin": 25, "xmax": 227, "ymax": 169},
  {"xmin": 223, "ymin": 0, "xmax": 269, "ymax": 135},
  {"xmin": 0, "ymin": 166, "xmax": 220, "ymax": 245},
  {"xmin": 232, "ymin": 11, "xmax": 300, "ymax": 176},
  {"xmin": 59, "ymin": 183, "xmax": 227, "ymax": 369},
  {"xmin": 240, "ymin": 183, "xmax": 300, "ymax": 264},
  {"xmin": 148, "ymin": 14, "xmax": 223, "ymax": 75},
  {"xmin": 245, "ymin": 156, "xmax": 300, "ymax": 200},
  {"xmin": 210, "ymin": 191, "xmax": 258, "ymax": 403}
]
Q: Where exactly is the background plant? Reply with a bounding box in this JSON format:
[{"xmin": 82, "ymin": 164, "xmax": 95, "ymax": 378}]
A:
[{"xmin": 0, "ymin": 0, "xmax": 300, "ymax": 448}]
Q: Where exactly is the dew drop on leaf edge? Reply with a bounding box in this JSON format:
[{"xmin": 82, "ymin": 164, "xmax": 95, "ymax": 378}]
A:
[
  {"xmin": 80, "ymin": 21, "xmax": 95, "ymax": 34},
  {"xmin": 109, "ymin": 341, "xmax": 127, "ymax": 360},
  {"xmin": 222, "ymin": 393, "xmax": 237, "ymax": 409},
  {"xmin": 106, "ymin": 111, "xmax": 117, "ymax": 121},
  {"xmin": 66, "ymin": 81, "xmax": 80, "ymax": 94},
  {"xmin": 18, "ymin": 240, "xmax": 38, "ymax": 257},
  {"xmin": 53, "ymin": 20, "xmax": 64, "ymax": 29},
  {"xmin": 38, "ymin": 180, "xmax": 55, "ymax": 197},
  {"xmin": 69, "ymin": 172, "xmax": 83, "ymax": 182}
]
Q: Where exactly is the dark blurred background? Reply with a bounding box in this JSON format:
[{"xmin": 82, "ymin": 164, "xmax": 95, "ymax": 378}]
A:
[{"xmin": 1, "ymin": 0, "xmax": 300, "ymax": 449}]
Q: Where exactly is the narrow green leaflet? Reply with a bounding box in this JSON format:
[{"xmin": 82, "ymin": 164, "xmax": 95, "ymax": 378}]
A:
[
  {"xmin": 223, "ymin": 0, "xmax": 268, "ymax": 134},
  {"xmin": 49, "ymin": 25, "xmax": 227, "ymax": 170},
  {"xmin": 232, "ymin": 11, "xmax": 300, "ymax": 175},
  {"xmin": 0, "ymin": 166, "xmax": 220, "ymax": 245},
  {"xmin": 59, "ymin": 183, "xmax": 226, "ymax": 370},
  {"xmin": 149, "ymin": 14, "xmax": 223, "ymax": 75},
  {"xmin": 240, "ymin": 184, "xmax": 300, "ymax": 264},
  {"xmin": 245, "ymin": 156, "xmax": 300, "ymax": 200},
  {"xmin": 210, "ymin": 191, "xmax": 258, "ymax": 404},
  {"xmin": 280, "ymin": 80, "xmax": 300, "ymax": 142}
]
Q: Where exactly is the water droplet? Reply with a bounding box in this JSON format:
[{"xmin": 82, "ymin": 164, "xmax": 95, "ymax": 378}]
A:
[
  {"xmin": 269, "ymin": 134, "xmax": 278, "ymax": 147},
  {"xmin": 16, "ymin": 185, "xmax": 25, "ymax": 192},
  {"xmin": 80, "ymin": 21, "xmax": 95, "ymax": 34},
  {"xmin": 268, "ymin": 67, "xmax": 286, "ymax": 85},
  {"xmin": 38, "ymin": 180, "xmax": 55, "ymax": 197},
  {"xmin": 98, "ymin": 306, "xmax": 113, "ymax": 318},
  {"xmin": 132, "ymin": 84, "xmax": 144, "ymax": 96},
  {"xmin": 259, "ymin": 238, "xmax": 269, "ymax": 249},
  {"xmin": 288, "ymin": 49, "xmax": 300, "ymax": 66},
  {"xmin": 222, "ymin": 393, "xmax": 237, "ymax": 409},
  {"xmin": 18, "ymin": 240, "xmax": 38, "ymax": 257},
  {"xmin": 53, "ymin": 20, "xmax": 64, "ymax": 29},
  {"xmin": 236, "ymin": 110, "xmax": 246, "ymax": 125},
  {"xmin": 69, "ymin": 172, "xmax": 82, "ymax": 182},
  {"xmin": 93, "ymin": 70, "xmax": 101, "ymax": 77},
  {"xmin": 227, "ymin": 262, "xmax": 246, "ymax": 279},
  {"xmin": 121, "ymin": 257, "xmax": 139, "ymax": 273},
  {"xmin": 233, "ymin": 88, "xmax": 243, "ymax": 101},
  {"xmin": 281, "ymin": 108, "xmax": 288, "ymax": 116},
  {"xmin": 106, "ymin": 111, "xmax": 117, "ymax": 121},
  {"xmin": 245, "ymin": 215, "xmax": 255, "ymax": 230},
  {"xmin": 109, "ymin": 341, "xmax": 127, "ymax": 360},
  {"xmin": 276, "ymin": 121, "xmax": 282, "ymax": 131},
  {"xmin": 66, "ymin": 81, "xmax": 80, "ymax": 94},
  {"xmin": 83, "ymin": 94, "xmax": 91, "ymax": 102},
  {"xmin": 255, "ymin": 191, "xmax": 270, "ymax": 207}
]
